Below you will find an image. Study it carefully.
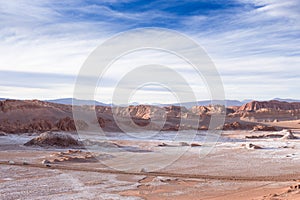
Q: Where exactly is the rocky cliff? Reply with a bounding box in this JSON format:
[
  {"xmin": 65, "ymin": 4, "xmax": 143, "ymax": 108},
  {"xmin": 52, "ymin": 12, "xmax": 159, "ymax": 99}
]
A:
[
  {"xmin": 234, "ymin": 100, "xmax": 300, "ymax": 122},
  {"xmin": 238, "ymin": 100, "xmax": 300, "ymax": 112}
]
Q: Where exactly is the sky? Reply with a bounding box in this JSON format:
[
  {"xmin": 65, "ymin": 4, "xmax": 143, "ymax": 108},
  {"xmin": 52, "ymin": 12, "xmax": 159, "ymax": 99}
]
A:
[{"xmin": 0, "ymin": 0, "xmax": 299, "ymax": 103}]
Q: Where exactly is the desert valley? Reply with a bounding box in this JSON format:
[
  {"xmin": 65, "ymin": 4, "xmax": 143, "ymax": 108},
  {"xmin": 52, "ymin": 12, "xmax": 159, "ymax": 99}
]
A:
[
  {"xmin": 1, "ymin": 99, "xmax": 300, "ymax": 199},
  {"xmin": 1, "ymin": 0, "xmax": 299, "ymax": 199}
]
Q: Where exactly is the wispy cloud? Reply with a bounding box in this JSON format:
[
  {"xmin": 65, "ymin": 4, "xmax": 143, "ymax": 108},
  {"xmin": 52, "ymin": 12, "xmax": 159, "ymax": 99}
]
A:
[
  {"xmin": 0, "ymin": 70, "xmax": 75, "ymax": 88},
  {"xmin": 0, "ymin": 0, "xmax": 299, "ymax": 102}
]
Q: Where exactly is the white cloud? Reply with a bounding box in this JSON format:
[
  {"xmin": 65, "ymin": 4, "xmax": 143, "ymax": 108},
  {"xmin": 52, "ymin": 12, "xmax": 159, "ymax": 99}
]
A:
[{"xmin": 245, "ymin": 0, "xmax": 300, "ymax": 20}]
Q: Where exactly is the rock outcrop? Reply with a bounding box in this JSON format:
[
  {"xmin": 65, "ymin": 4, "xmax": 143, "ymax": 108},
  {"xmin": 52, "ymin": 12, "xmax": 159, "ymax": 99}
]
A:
[
  {"xmin": 50, "ymin": 150, "xmax": 97, "ymax": 163},
  {"xmin": 252, "ymin": 125, "xmax": 278, "ymax": 132},
  {"xmin": 24, "ymin": 132, "xmax": 82, "ymax": 147}
]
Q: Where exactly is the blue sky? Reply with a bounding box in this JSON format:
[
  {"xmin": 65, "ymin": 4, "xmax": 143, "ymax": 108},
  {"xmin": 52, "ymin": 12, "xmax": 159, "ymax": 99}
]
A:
[{"xmin": 0, "ymin": 0, "xmax": 299, "ymax": 103}]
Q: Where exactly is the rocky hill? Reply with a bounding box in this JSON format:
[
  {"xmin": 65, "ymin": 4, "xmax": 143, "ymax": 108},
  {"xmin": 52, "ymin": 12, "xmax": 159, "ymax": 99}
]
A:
[{"xmin": 0, "ymin": 99, "xmax": 74, "ymax": 133}]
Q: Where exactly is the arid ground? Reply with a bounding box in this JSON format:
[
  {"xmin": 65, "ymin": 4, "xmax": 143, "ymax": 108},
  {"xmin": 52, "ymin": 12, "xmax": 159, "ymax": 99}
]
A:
[{"xmin": 1, "ymin": 126, "xmax": 300, "ymax": 199}]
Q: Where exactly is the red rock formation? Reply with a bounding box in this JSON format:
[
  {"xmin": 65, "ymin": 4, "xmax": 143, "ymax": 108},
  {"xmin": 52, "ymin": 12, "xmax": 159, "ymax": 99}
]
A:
[
  {"xmin": 227, "ymin": 106, "xmax": 240, "ymax": 112},
  {"xmin": 97, "ymin": 117, "xmax": 106, "ymax": 128},
  {"xmin": 191, "ymin": 106, "xmax": 209, "ymax": 115},
  {"xmin": 239, "ymin": 100, "xmax": 300, "ymax": 111},
  {"xmin": 236, "ymin": 100, "xmax": 300, "ymax": 122},
  {"xmin": 56, "ymin": 117, "xmax": 77, "ymax": 131},
  {"xmin": 164, "ymin": 105, "xmax": 187, "ymax": 118}
]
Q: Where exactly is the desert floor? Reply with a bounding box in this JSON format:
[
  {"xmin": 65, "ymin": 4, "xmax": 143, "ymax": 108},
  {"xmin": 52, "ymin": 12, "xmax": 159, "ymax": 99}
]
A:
[{"xmin": 1, "ymin": 129, "xmax": 300, "ymax": 200}]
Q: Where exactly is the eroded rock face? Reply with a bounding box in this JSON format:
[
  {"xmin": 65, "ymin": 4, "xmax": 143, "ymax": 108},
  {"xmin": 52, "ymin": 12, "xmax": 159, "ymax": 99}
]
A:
[
  {"xmin": 191, "ymin": 105, "xmax": 229, "ymax": 115},
  {"xmin": 239, "ymin": 100, "xmax": 300, "ymax": 112},
  {"xmin": 97, "ymin": 117, "xmax": 106, "ymax": 128},
  {"xmin": 0, "ymin": 100, "xmax": 72, "ymax": 133},
  {"xmin": 236, "ymin": 100, "xmax": 300, "ymax": 122},
  {"xmin": 56, "ymin": 117, "xmax": 76, "ymax": 131},
  {"xmin": 0, "ymin": 100, "xmax": 92, "ymax": 133},
  {"xmin": 0, "ymin": 119, "xmax": 55, "ymax": 133}
]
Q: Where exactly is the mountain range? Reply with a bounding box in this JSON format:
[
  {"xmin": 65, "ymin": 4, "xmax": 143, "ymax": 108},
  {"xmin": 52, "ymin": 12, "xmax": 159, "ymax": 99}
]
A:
[
  {"xmin": 45, "ymin": 98, "xmax": 112, "ymax": 106},
  {"xmin": 1, "ymin": 97, "xmax": 300, "ymax": 107},
  {"xmin": 158, "ymin": 100, "xmax": 251, "ymax": 108},
  {"xmin": 46, "ymin": 98, "xmax": 298, "ymax": 108}
]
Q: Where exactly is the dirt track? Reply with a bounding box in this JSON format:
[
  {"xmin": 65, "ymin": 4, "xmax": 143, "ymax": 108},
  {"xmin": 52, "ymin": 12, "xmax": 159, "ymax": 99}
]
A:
[{"xmin": 1, "ymin": 161, "xmax": 300, "ymax": 182}]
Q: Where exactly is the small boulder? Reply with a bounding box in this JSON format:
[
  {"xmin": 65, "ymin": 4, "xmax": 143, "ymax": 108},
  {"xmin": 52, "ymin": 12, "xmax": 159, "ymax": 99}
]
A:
[
  {"xmin": 243, "ymin": 143, "xmax": 262, "ymax": 150},
  {"xmin": 191, "ymin": 143, "xmax": 201, "ymax": 147},
  {"xmin": 42, "ymin": 160, "xmax": 51, "ymax": 167},
  {"xmin": 140, "ymin": 168, "xmax": 147, "ymax": 173},
  {"xmin": 22, "ymin": 161, "xmax": 29, "ymax": 165},
  {"xmin": 158, "ymin": 143, "xmax": 168, "ymax": 147},
  {"xmin": 42, "ymin": 159, "xmax": 51, "ymax": 164},
  {"xmin": 8, "ymin": 160, "xmax": 15, "ymax": 165},
  {"xmin": 179, "ymin": 142, "xmax": 189, "ymax": 146},
  {"xmin": 198, "ymin": 125, "xmax": 208, "ymax": 130},
  {"xmin": 290, "ymin": 184, "xmax": 300, "ymax": 190},
  {"xmin": 0, "ymin": 131, "xmax": 7, "ymax": 136}
]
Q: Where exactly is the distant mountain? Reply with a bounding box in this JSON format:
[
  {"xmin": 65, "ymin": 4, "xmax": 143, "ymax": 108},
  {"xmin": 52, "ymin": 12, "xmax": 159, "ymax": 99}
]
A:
[
  {"xmin": 46, "ymin": 99, "xmax": 244, "ymax": 108},
  {"xmin": 120, "ymin": 102, "xmax": 140, "ymax": 106},
  {"xmin": 241, "ymin": 99, "xmax": 254, "ymax": 104},
  {"xmin": 4, "ymin": 97, "xmax": 300, "ymax": 107},
  {"xmin": 156, "ymin": 100, "xmax": 245, "ymax": 108},
  {"xmin": 46, "ymin": 98, "xmax": 112, "ymax": 106},
  {"xmin": 273, "ymin": 98, "xmax": 300, "ymax": 103}
]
